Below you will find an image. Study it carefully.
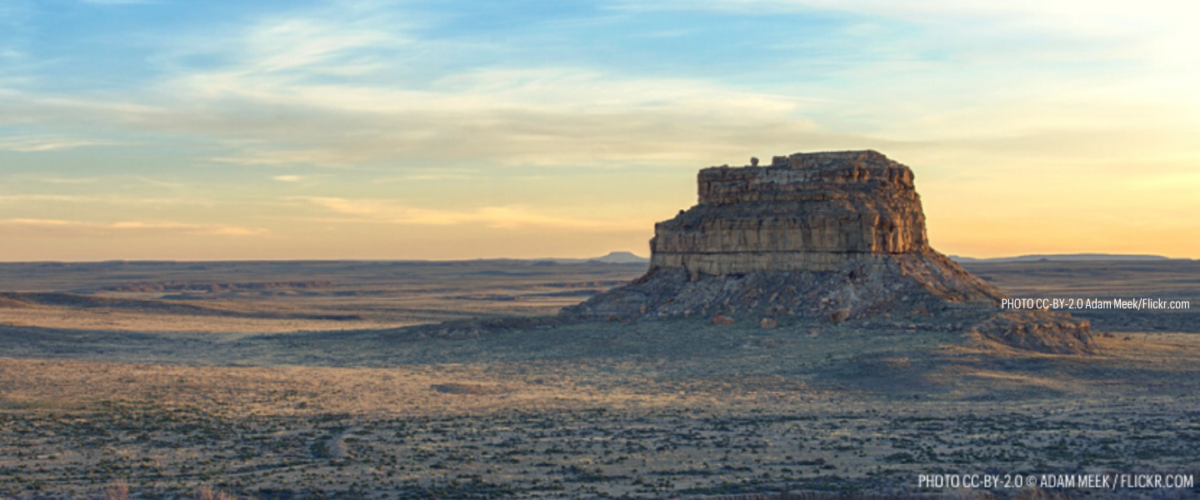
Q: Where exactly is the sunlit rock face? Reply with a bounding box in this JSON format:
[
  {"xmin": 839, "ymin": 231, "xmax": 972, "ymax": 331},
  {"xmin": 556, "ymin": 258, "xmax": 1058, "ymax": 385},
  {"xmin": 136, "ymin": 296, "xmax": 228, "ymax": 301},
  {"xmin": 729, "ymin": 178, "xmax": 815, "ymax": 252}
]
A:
[
  {"xmin": 561, "ymin": 150, "xmax": 1096, "ymax": 355},
  {"xmin": 650, "ymin": 150, "xmax": 929, "ymax": 276}
]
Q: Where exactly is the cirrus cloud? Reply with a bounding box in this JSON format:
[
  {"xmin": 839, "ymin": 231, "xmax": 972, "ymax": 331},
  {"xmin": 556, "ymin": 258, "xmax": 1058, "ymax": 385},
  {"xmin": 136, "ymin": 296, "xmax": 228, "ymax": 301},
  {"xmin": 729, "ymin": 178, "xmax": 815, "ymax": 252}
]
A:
[
  {"xmin": 298, "ymin": 196, "xmax": 637, "ymax": 231},
  {"xmin": 0, "ymin": 218, "xmax": 267, "ymax": 238}
]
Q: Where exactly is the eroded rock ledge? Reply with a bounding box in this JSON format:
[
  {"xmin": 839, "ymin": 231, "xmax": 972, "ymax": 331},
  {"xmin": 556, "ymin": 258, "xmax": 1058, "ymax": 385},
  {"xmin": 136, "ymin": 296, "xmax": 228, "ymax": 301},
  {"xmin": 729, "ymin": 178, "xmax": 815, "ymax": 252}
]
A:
[
  {"xmin": 652, "ymin": 150, "xmax": 928, "ymax": 276},
  {"xmin": 562, "ymin": 150, "xmax": 1096, "ymax": 355}
]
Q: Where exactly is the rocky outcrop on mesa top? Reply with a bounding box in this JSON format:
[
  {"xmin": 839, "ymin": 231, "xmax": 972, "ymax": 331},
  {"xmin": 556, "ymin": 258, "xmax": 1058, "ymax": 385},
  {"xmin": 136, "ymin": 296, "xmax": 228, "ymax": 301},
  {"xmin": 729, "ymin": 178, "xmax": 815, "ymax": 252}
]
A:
[{"xmin": 561, "ymin": 150, "xmax": 1095, "ymax": 354}]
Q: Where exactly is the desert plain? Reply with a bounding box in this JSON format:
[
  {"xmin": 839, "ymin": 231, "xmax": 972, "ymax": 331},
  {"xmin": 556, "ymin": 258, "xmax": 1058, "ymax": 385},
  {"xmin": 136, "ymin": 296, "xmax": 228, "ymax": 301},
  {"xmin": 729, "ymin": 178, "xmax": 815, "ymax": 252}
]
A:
[{"xmin": 0, "ymin": 258, "xmax": 1198, "ymax": 499}]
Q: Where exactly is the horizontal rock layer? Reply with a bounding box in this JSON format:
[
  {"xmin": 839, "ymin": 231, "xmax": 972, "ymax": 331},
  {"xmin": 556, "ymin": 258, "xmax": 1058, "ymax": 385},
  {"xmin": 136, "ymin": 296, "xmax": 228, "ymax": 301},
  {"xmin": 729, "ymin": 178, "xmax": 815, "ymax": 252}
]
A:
[
  {"xmin": 651, "ymin": 150, "xmax": 928, "ymax": 276},
  {"xmin": 561, "ymin": 149, "xmax": 1096, "ymax": 354},
  {"xmin": 698, "ymin": 150, "xmax": 918, "ymax": 206}
]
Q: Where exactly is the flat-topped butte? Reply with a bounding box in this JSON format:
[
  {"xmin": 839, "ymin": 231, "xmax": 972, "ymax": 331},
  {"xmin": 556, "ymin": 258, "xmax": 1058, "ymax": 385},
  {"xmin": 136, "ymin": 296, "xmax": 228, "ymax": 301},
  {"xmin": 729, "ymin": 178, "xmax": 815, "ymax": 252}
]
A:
[
  {"xmin": 654, "ymin": 150, "xmax": 929, "ymax": 276},
  {"xmin": 563, "ymin": 150, "xmax": 1096, "ymax": 355}
]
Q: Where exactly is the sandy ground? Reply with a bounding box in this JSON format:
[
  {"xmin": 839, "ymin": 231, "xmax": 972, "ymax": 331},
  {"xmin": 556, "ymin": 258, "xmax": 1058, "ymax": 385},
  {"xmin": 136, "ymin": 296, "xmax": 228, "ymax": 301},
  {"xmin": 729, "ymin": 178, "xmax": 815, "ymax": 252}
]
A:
[
  {"xmin": 0, "ymin": 260, "xmax": 645, "ymax": 333},
  {"xmin": 2, "ymin": 328, "xmax": 1199, "ymax": 499},
  {"xmin": 0, "ymin": 260, "xmax": 1197, "ymax": 499}
]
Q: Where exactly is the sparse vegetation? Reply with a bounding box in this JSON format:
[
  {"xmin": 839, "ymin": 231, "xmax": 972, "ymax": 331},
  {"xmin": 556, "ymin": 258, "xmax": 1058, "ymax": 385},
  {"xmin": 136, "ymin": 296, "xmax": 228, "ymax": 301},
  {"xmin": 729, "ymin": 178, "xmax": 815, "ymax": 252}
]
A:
[
  {"xmin": 0, "ymin": 260, "xmax": 1197, "ymax": 498},
  {"xmin": 104, "ymin": 479, "xmax": 129, "ymax": 500}
]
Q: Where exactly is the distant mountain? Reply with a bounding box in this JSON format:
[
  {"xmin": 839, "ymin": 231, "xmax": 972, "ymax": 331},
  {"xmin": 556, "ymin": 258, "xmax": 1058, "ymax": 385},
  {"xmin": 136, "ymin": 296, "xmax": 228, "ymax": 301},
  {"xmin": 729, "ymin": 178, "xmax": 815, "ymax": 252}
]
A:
[
  {"xmin": 588, "ymin": 251, "xmax": 649, "ymax": 264},
  {"xmin": 534, "ymin": 251, "xmax": 649, "ymax": 265},
  {"xmin": 950, "ymin": 253, "xmax": 1176, "ymax": 263}
]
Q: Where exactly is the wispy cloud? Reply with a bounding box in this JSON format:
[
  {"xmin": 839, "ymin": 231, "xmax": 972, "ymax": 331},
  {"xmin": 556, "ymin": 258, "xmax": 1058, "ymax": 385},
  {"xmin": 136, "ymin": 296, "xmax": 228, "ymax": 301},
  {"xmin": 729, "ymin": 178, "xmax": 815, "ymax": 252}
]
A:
[
  {"xmin": 2, "ymin": 0, "xmax": 1197, "ymax": 259},
  {"xmin": 372, "ymin": 173, "xmax": 476, "ymax": 183},
  {"xmin": 7, "ymin": 0, "xmax": 1185, "ymax": 174},
  {"xmin": 0, "ymin": 194, "xmax": 99, "ymax": 203},
  {"xmin": 0, "ymin": 218, "xmax": 266, "ymax": 237},
  {"xmin": 618, "ymin": 0, "xmax": 1200, "ymax": 67},
  {"xmin": 9, "ymin": 175, "xmax": 99, "ymax": 184},
  {"xmin": 79, "ymin": 0, "xmax": 159, "ymax": 4},
  {"xmin": 615, "ymin": 0, "xmax": 1196, "ymax": 31},
  {"xmin": 0, "ymin": 136, "xmax": 113, "ymax": 152},
  {"xmin": 131, "ymin": 176, "xmax": 185, "ymax": 188},
  {"xmin": 167, "ymin": 65, "xmax": 826, "ymax": 167},
  {"xmin": 298, "ymin": 196, "xmax": 633, "ymax": 230},
  {"xmin": 303, "ymin": 196, "xmax": 382, "ymax": 216},
  {"xmin": 0, "ymin": 194, "xmax": 205, "ymax": 206},
  {"xmin": 208, "ymin": 148, "xmax": 375, "ymax": 167},
  {"xmin": 368, "ymin": 167, "xmax": 479, "ymax": 183},
  {"xmin": 0, "ymin": 1, "xmax": 835, "ymax": 169},
  {"xmin": 241, "ymin": 17, "xmax": 406, "ymax": 74}
]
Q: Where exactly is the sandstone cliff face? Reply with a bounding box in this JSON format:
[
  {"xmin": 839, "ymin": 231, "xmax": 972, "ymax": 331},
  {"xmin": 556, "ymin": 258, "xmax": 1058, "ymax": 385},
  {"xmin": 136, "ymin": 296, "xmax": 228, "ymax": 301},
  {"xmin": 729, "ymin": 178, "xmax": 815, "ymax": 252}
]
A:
[
  {"xmin": 651, "ymin": 151, "xmax": 929, "ymax": 276},
  {"xmin": 562, "ymin": 150, "xmax": 1096, "ymax": 355}
]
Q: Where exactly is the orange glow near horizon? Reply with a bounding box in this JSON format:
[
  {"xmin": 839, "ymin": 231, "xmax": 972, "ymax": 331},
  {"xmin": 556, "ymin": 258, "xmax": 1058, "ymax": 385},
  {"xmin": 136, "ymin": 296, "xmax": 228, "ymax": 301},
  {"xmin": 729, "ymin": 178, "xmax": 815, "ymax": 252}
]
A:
[{"xmin": 2, "ymin": 1, "xmax": 1197, "ymax": 261}]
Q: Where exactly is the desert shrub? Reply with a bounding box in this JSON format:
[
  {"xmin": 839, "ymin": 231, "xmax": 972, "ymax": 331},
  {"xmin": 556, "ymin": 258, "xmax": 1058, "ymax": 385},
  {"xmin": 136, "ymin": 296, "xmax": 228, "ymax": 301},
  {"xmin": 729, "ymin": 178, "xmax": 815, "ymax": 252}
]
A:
[
  {"xmin": 195, "ymin": 485, "xmax": 237, "ymax": 500},
  {"xmin": 103, "ymin": 479, "xmax": 129, "ymax": 500}
]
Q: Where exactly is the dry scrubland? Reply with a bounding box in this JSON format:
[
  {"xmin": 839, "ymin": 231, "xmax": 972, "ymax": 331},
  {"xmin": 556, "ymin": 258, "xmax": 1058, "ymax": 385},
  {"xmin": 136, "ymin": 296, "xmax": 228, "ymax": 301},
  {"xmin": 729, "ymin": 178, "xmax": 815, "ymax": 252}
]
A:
[
  {"xmin": 0, "ymin": 260, "xmax": 633, "ymax": 333},
  {"xmin": 0, "ymin": 260, "xmax": 1198, "ymax": 499}
]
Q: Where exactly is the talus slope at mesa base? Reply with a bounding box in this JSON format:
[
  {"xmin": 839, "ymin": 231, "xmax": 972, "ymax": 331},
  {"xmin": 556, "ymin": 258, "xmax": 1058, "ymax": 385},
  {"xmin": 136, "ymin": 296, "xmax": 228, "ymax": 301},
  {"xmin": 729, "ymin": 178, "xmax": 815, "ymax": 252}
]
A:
[{"xmin": 561, "ymin": 150, "xmax": 1095, "ymax": 355}]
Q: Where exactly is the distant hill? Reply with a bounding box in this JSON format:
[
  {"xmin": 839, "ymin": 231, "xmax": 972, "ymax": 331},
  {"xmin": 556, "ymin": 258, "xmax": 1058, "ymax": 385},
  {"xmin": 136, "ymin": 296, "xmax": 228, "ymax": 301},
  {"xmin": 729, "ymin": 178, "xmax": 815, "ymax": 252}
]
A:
[
  {"xmin": 535, "ymin": 251, "xmax": 649, "ymax": 265},
  {"xmin": 588, "ymin": 251, "xmax": 649, "ymax": 264},
  {"xmin": 950, "ymin": 253, "xmax": 1177, "ymax": 263}
]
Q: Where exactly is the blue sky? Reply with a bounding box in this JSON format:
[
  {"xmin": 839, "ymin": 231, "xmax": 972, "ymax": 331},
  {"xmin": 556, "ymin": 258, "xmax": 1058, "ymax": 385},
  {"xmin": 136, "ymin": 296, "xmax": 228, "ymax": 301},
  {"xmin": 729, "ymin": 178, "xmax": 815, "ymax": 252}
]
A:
[{"xmin": 1, "ymin": 0, "xmax": 1198, "ymax": 260}]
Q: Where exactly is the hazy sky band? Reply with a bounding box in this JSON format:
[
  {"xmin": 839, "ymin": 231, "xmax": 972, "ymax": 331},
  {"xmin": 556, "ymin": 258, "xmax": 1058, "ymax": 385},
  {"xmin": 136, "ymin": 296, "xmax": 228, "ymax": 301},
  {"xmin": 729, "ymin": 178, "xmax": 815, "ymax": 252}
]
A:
[{"xmin": 1, "ymin": 0, "xmax": 1197, "ymax": 260}]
